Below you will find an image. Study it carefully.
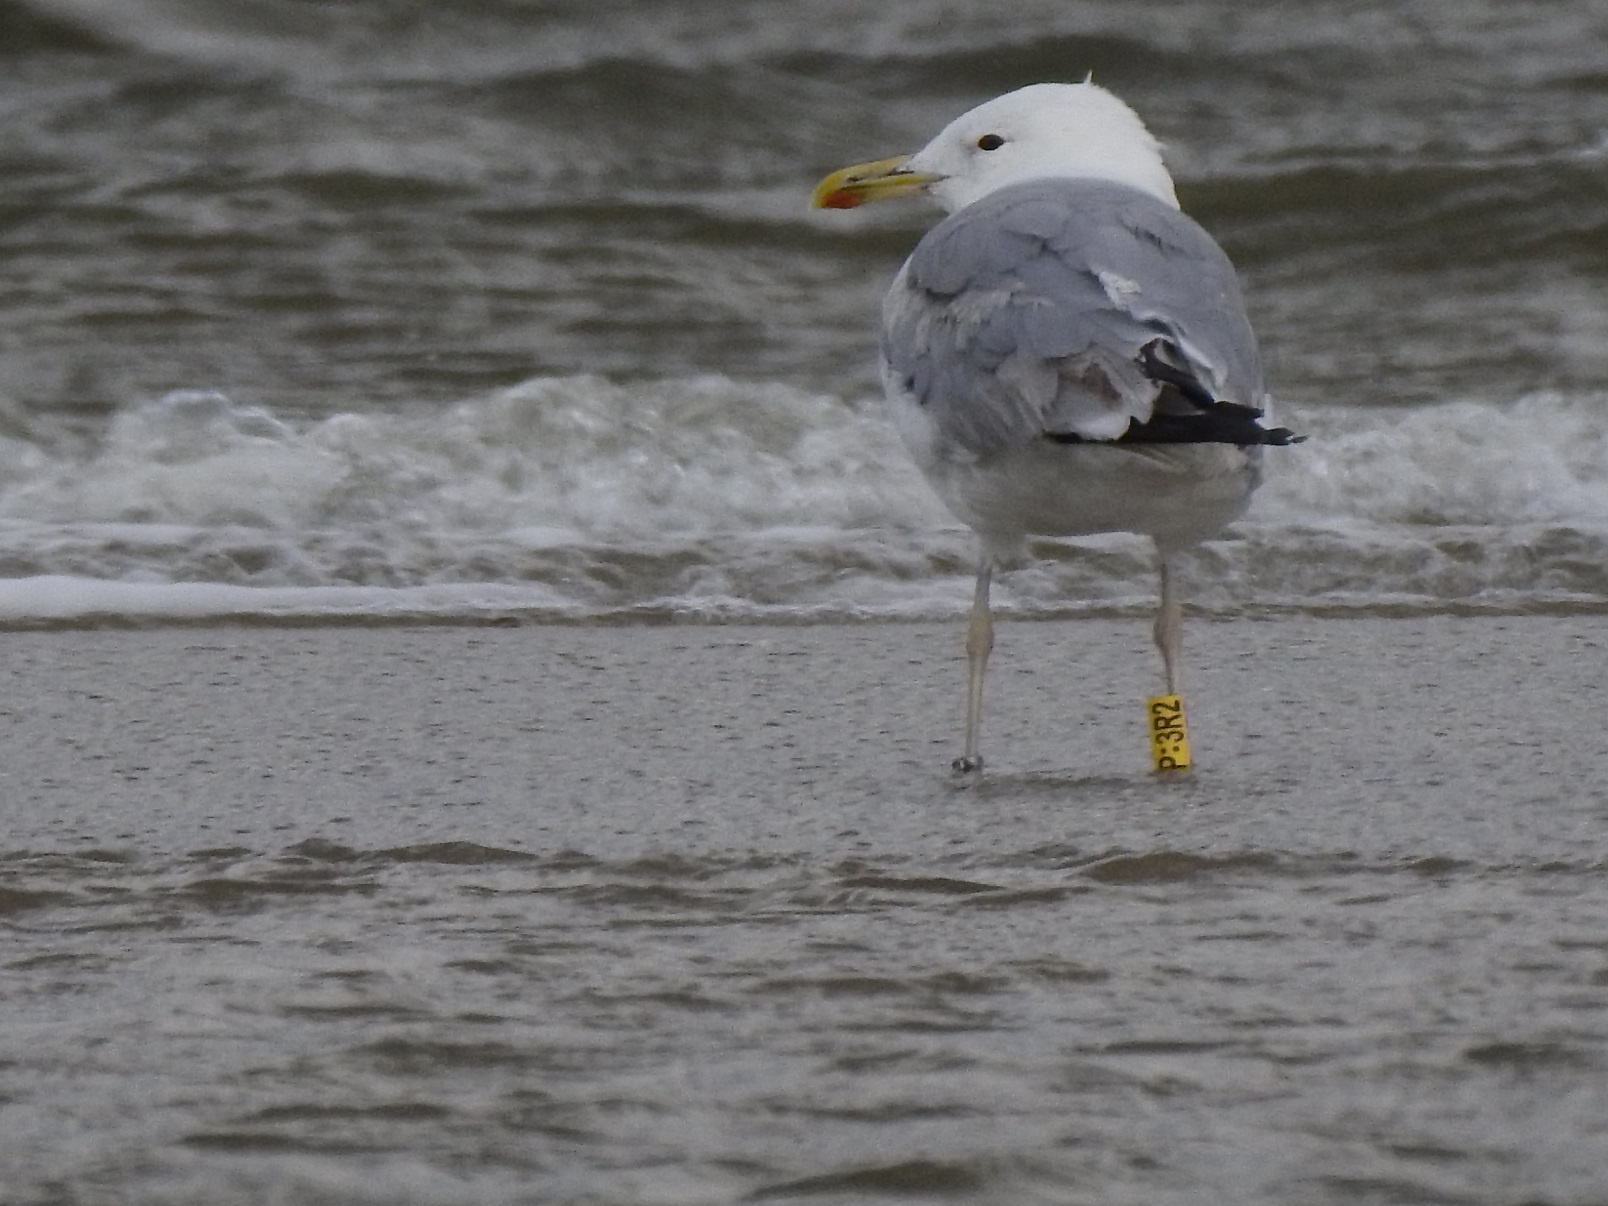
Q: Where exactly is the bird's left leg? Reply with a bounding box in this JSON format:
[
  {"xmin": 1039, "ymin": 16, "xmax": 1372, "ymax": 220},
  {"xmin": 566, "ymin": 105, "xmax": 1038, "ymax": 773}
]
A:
[{"xmin": 1153, "ymin": 549, "xmax": 1183, "ymax": 696}]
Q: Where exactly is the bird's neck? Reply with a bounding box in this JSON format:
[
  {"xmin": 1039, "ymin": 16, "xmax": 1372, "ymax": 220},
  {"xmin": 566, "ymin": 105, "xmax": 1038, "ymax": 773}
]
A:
[{"xmin": 940, "ymin": 161, "xmax": 1179, "ymax": 213}]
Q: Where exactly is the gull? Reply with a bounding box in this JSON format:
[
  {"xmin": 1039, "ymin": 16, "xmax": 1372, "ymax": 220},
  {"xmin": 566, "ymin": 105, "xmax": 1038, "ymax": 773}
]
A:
[{"xmin": 813, "ymin": 82, "xmax": 1300, "ymax": 772}]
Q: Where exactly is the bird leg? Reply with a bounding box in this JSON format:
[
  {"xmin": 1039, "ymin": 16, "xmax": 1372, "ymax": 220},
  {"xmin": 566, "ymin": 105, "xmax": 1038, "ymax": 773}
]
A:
[
  {"xmin": 954, "ymin": 557, "xmax": 994, "ymax": 774},
  {"xmin": 1153, "ymin": 550, "xmax": 1182, "ymax": 695}
]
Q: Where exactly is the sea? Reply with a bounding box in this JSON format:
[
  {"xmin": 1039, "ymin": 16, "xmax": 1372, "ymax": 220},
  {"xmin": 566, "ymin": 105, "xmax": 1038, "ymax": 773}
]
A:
[
  {"xmin": 4, "ymin": 2, "xmax": 1608, "ymax": 1204},
  {"xmin": 2, "ymin": 0, "xmax": 1606, "ymax": 625}
]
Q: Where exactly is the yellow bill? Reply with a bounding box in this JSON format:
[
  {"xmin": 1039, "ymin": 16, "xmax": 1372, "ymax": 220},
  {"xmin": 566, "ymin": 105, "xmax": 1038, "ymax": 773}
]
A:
[{"xmin": 812, "ymin": 155, "xmax": 943, "ymax": 209}]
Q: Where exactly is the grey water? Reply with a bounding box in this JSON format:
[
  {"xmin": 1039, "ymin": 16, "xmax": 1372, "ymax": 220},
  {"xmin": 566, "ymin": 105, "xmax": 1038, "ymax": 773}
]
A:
[
  {"xmin": 0, "ymin": 0, "xmax": 1605, "ymax": 609},
  {"xmin": 4, "ymin": 0, "xmax": 1606, "ymax": 415}
]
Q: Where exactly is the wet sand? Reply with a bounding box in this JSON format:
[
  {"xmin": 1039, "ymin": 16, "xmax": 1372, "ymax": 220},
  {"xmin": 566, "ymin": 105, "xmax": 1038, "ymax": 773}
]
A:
[{"xmin": 0, "ymin": 614, "xmax": 1599, "ymax": 858}]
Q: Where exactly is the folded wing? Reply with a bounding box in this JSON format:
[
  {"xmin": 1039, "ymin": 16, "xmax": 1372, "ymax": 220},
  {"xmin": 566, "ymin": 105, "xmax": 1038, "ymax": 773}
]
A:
[{"xmin": 881, "ymin": 178, "xmax": 1295, "ymax": 457}]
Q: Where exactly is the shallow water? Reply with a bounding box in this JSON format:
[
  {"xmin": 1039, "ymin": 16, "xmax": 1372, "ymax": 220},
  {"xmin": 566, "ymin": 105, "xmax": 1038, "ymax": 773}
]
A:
[
  {"xmin": 3, "ymin": 619, "xmax": 1606, "ymax": 1204},
  {"xmin": 13, "ymin": 836, "xmax": 1607, "ymax": 1205}
]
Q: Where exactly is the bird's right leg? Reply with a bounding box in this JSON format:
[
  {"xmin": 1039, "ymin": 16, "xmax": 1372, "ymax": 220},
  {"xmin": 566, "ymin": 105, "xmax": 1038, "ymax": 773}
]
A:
[{"xmin": 954, "ymin": 557, "xmax": 994, "ymax": 774}]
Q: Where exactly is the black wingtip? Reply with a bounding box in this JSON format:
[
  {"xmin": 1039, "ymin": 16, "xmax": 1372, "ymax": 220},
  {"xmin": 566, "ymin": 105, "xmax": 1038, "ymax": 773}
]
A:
[{"xmin": 1126, "ymin": 339, "xmax": 1305, "ymax": 447}]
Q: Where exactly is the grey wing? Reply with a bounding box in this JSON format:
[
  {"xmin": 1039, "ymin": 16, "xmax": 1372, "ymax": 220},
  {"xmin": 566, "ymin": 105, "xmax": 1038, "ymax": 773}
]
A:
[{"xmin": 880, "ymin": 179, "xmax": 1266, "ymax": 458}]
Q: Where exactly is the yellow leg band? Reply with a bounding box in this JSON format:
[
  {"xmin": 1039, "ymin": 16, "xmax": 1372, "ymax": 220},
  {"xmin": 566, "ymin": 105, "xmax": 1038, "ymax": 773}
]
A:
[{"xmin": 1147, "ymin": 693, "xmax": 1191, "ymax": 772}]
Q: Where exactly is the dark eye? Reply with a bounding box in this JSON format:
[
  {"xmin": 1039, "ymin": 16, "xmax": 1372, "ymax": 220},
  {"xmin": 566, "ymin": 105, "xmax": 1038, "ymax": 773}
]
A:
[{"xmin": 976, "ymin": 133, "xmax": 1005, "ymax": 151}]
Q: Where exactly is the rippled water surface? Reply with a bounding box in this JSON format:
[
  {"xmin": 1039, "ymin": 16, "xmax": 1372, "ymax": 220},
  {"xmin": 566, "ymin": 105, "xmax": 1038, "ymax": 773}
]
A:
[{"xmin": 11, "ymin": 835, "xmax": 1608, "ymax": 1205}]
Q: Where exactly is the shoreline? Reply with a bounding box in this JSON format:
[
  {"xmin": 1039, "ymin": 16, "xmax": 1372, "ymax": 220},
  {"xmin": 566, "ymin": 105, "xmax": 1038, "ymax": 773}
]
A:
[{"xmin": 3, "ymin": 595, "xmax": 1608, "ymax": 633}]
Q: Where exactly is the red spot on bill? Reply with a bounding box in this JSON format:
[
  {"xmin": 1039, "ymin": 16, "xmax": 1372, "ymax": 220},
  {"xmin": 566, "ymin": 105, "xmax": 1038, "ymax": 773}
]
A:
[{"xmin": 817, "ymin": 189, "xmax": 863, "ymax": 209}]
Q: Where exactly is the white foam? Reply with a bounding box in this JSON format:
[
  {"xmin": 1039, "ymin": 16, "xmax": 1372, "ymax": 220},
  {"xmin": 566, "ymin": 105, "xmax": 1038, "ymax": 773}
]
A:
[
  {"xmin": 1261, "ymin": 392, "xmax": 1608, "ymax": 526},
  {"xmin": 0, "ymin": 576, "xmax": 578, "ymax": 625},
  {"xmin": 0, "ymin": 380, "xmax": 1604, "ymax": 623}
]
